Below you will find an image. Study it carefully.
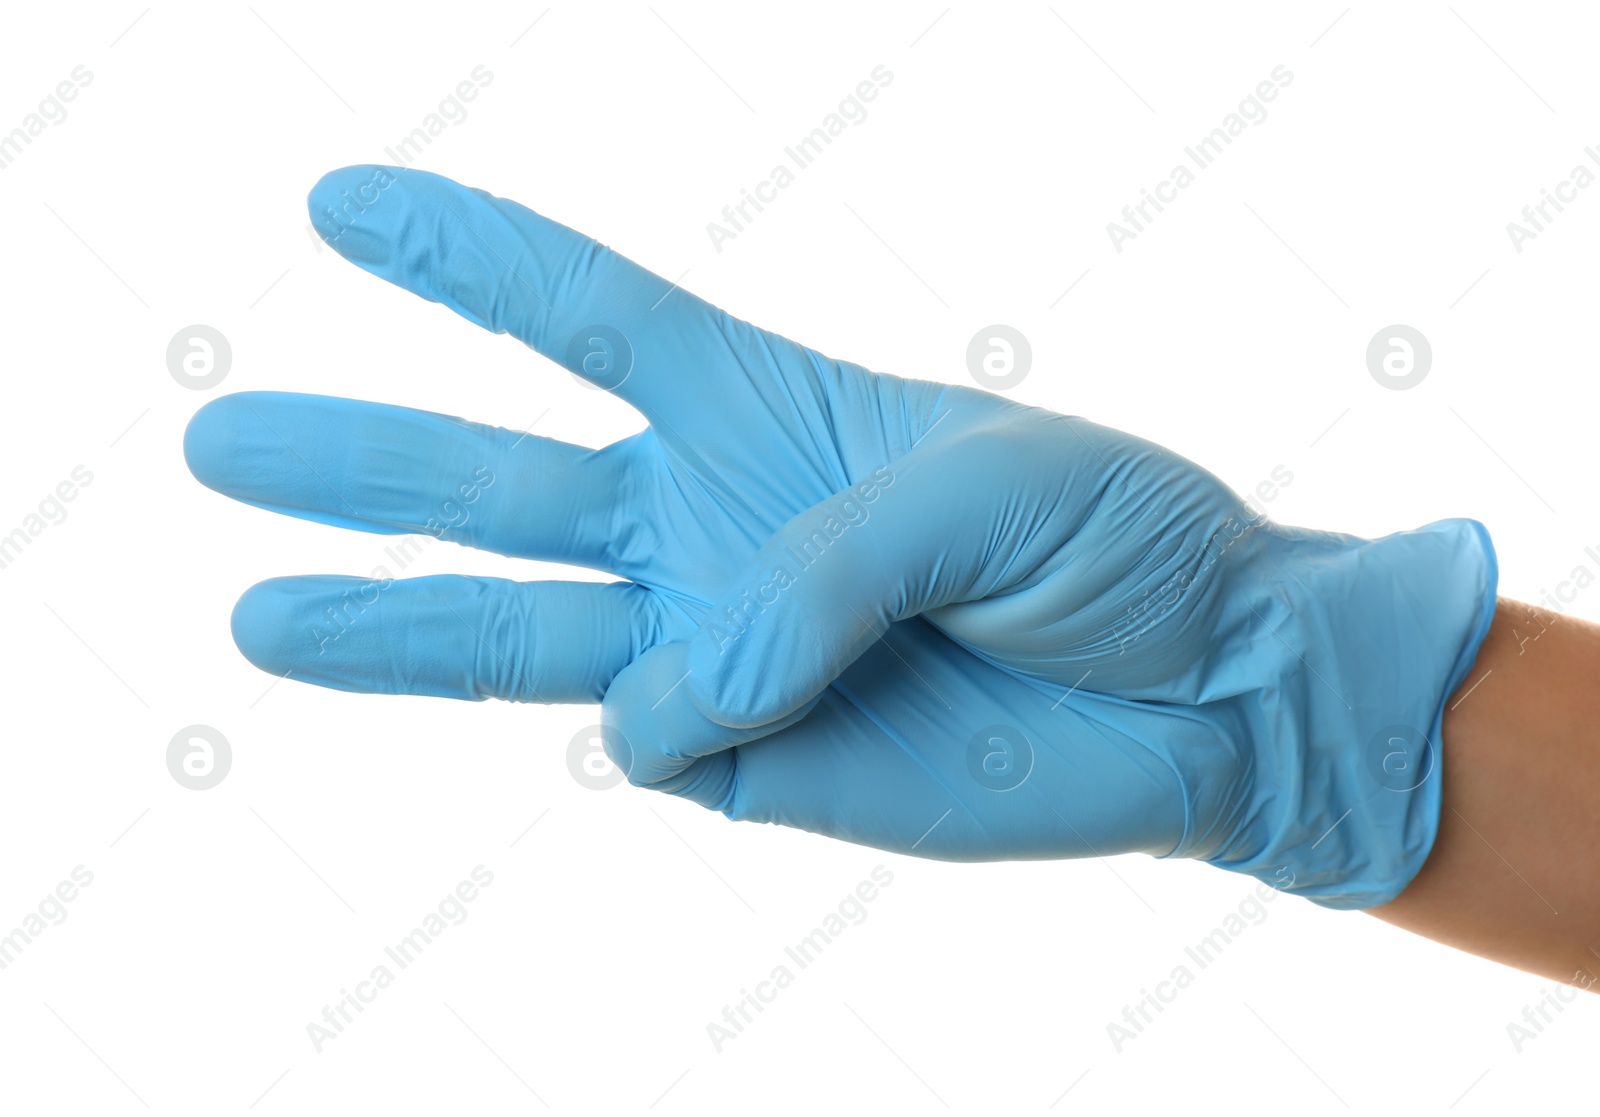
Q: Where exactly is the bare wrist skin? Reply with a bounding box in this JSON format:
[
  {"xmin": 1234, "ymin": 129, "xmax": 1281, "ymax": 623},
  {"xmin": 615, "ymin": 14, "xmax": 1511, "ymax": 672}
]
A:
[{"xmin": 1368, "ymin": 597, "xmax": 1600, "ymax": 989}]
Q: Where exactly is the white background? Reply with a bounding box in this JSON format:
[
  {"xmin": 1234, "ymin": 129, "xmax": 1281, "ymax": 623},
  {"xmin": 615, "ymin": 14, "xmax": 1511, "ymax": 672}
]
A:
[{"xmin": 1, "ymin": 2, "xmax": 1595, "ymax": 1113}]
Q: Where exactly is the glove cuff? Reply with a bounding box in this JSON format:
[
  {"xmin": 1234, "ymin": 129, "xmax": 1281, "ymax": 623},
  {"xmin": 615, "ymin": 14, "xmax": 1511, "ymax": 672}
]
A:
[{"xmin": 1197, "ymin": 517, "xmax": 1499, "ymax": 909}]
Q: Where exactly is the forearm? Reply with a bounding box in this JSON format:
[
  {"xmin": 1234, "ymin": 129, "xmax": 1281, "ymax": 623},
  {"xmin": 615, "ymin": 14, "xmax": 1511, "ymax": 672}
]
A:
[{"xmin": 1369, "ymin": 597, "xmax": 1600, "ymax": 988}]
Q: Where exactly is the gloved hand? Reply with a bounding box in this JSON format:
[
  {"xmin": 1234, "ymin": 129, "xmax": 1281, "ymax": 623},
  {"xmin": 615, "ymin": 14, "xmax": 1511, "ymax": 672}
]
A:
[{"xmin": 184, "ymin": 166, "xmax": 1498, "ymax": 910}]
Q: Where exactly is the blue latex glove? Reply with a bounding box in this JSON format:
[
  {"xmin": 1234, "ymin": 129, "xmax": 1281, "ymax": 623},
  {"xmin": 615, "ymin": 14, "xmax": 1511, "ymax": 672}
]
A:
[{"xmin": 185, "ymin": 166, "xmax": 1498, "ymax": 910}]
